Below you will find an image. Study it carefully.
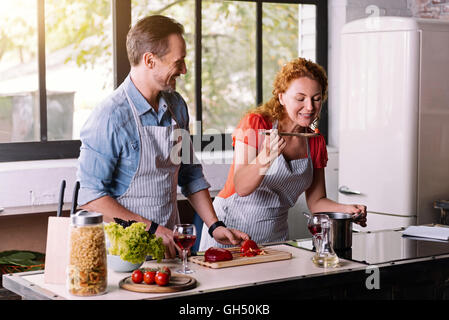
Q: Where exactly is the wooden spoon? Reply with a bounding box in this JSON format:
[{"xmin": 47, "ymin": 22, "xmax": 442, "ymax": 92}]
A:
[{"xmin": 261, "ymin": 130, "xmax": 319, "ymax": 138}]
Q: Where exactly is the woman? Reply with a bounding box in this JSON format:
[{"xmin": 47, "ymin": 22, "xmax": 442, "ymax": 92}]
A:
[{"xmin": 199, "ymin": 57, "xmax": 366, "ymax": 250}]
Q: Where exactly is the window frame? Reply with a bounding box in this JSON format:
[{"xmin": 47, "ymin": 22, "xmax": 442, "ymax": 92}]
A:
[{"xmin": 0, "ymin": 0, "xmax": 327, "ymax": 162}]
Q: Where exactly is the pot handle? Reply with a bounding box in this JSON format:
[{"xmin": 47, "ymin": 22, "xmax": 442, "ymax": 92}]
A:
[
  {"xmin": 351, "ymin": 212, "xmax": 363, "ymax": 221},
  {"xmin": 338, "ymin": 185, "xmax": 361, "ymax": 195}
]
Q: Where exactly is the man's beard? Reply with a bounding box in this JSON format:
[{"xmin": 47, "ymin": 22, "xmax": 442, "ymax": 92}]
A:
[{"xmin": 155, "ymin": 73, "xmax": 177, "ymax": 93}]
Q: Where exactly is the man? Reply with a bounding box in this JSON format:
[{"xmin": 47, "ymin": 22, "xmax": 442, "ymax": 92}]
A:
[{"xmin": 77, "ymin": 15, "xmax": 248, "ymax": 258}]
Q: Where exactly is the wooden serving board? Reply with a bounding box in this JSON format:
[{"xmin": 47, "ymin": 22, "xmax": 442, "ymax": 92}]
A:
[
  {"xmin": 119, "ymin": 274, "xmax": 196, "ymax": 293},
  {"xmin": 190, "ymin": 248, "xmax": 292, "ymax": 269}
]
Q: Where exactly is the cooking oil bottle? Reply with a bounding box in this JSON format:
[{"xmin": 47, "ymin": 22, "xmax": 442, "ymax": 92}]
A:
[{"xmin": 312, "ymin": 220, "xmax": 339, "ymax": 268}]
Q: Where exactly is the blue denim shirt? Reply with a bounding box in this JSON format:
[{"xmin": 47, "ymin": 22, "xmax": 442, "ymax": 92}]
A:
[{"xmin": 76, "ymin": 75, "xmax": 210, "ymax": 206}]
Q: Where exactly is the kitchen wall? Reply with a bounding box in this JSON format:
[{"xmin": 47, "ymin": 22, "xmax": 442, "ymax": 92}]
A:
[{"xmin": 0, "ymin": 0, "xmax": 414, "ymax": 243}]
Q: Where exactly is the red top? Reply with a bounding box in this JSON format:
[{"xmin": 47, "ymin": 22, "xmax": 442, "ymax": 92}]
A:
[{"xmin": 217, "ymin": 113, "xmax": 328, "ymax": 199}]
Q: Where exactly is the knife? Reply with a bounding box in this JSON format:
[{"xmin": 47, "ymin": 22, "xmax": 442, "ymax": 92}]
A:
[
  {"xmin": 57, "ymin": 180, "xmax": 66, "ymax": 217},
  {"xmin": 70, "ymin": 181, "xmax": 80, "ymax": 216}
]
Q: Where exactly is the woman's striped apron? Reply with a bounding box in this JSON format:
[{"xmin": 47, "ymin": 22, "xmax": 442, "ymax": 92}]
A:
[
  {"xmin": 117, "ymin": 89, "xmax": 181, "ymax": 229},
  {"xmin": 199, "ymin": 123, "xmax": 314, "ymax": 250}
]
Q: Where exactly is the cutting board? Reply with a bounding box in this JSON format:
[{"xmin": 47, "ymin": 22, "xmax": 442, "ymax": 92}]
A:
[
  {"xmin": 190, "ymin": 248, "xmax": 292, "ymax": 269},
  {"xmin": 119, "ymin": 274, "xmax": 196, "ymax": 293}
]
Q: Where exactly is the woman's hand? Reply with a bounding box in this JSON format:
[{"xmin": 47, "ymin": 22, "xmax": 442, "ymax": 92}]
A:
[
  {"xmin": 343, "ymin": 204, "xmax": 367, "ymax": 227},
  {"xmin": 257, "ymin": 130, "xmax": 286, "ymax": 169}
]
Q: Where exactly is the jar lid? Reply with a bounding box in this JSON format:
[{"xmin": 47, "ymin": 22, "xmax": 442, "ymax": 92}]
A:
[{"xmin": 71, "ymin": 210, "xmax": 103, "ymax": 226}]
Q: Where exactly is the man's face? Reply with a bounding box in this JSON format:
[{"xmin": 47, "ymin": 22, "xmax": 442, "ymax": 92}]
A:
[{"xmin": 153, "ymin": 33, "xmax": 187, "ymax": 92}]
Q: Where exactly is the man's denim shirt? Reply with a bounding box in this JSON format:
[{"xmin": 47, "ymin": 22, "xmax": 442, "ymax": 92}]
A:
[{"xmin": 77, "ymin": 75, "xmax": 210, "ymax": 206}]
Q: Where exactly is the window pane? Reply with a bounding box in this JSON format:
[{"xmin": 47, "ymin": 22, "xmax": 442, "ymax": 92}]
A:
[
  {"xmin": 0, "ymin": 1, "xmax": 39, "ymax": 143},
  {"xmin": 132, "ymin": 0, "xmax": 196, "ymax": 132},
  {"xmin": 262, "ymin": 4, "xmax": 316, "ymax": 103},
  {"xmin": 45, "ymin": 0, "xmax": 114, "ymax": 141},
  {"xmin": 202, "ymin": 1, "xmax": 256, "ymax": 134}
]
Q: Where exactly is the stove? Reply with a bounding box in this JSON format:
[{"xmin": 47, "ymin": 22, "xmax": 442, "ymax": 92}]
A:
[{"xmin": 293, "ymin": 228, "xmax": 449, "ymax": 265}]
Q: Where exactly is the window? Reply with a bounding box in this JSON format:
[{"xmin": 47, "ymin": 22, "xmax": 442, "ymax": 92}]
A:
[
  {"xmin": 0, "ymin": 1, "xmax": 39, "ymax": 143},
  {"xmin": 0, "ymin": 0, "xmax": 327, "ymax": 162},
  {"xmin": 0, "ymin": 0, "xmax": 114, "ymax": 161}
]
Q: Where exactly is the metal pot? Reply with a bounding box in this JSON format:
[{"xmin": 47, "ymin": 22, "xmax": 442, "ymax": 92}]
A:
[{"xmin": 318, "ymin": 212, "xmax": 355, "ymax": 250}]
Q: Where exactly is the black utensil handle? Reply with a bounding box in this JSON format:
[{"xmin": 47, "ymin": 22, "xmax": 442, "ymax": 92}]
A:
[
  {"xmin": 57, "ymin": 180, "xmax": 66, "ymax": 217},
  {"xmin": 71, "ymin": 181, "xmax": 80, "ymax": 216}
]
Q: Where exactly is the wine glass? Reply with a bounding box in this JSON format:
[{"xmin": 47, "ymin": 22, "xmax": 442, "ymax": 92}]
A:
[
  {"xmin": 173, "ymin": 224, "xmax": 197, "ymax": 274},
  {"xmin": 304, "ymin": 213, "xmax": 329, "ymax": 249}
]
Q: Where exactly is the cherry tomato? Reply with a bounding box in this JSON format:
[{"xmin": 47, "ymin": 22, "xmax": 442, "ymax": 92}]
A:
[
  {"xmin": 143, "ymin": 269, "xmax": 157, "ymax": 285},
  {"xmin": 240, "ymin": 239, "xmax": 259, "ymax": 253},
  {"xmin": 155, "ymin": 271, "xmax": 170, "ymax": 286},
  {"xmin": 160, "ymin": 266, "xmax": 171, "ymax": 277},
  {"xmin": 131, "ymin": 269, "xmax": 143, "ymax": 284}
]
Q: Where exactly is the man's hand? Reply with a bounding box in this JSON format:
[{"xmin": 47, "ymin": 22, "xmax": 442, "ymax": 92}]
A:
[
  {"xmin": 154, "ymin": 225, "xmax": 180, "ymax": 259},
  {"xmin": 212, "ymin": 227, "xmax": 250, "ymax": 247}
]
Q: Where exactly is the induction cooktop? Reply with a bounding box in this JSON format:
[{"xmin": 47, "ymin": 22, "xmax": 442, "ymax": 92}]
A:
[{"xmin": 293, "ymin": 228, "xmax": 449, "ymax": 265}]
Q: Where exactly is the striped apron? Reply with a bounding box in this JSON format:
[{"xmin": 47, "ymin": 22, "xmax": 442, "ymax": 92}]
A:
[
  {"xmin": 199, "ymin": 123, "xmax": 314, "ymax": 250},
  {"xmin": 117, "ymin": 89, "xmax": 181, "ymax": 229}
]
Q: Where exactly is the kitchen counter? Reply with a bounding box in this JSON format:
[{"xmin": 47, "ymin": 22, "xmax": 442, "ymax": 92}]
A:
[
  {"xmin": 3, "ymin": 229, "xmax": 449, "ymax": 300},
  {"xmin": 1, "ymin": 244, "xmax": 366, "ymax": 300}
]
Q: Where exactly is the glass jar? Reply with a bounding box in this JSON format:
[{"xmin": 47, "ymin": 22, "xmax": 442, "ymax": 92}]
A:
[{"xmin": 67, "ymin": 210, "xmax": 107, "ymax": 296}]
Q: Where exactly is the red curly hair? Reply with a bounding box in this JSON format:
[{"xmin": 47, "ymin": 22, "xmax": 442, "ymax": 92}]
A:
[{"xmin": 249, "ymin": 57, "xmax": 328, "ymax": 123}]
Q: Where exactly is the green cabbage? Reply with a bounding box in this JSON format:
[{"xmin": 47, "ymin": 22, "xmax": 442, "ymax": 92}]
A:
[{"xmin": 104, "ymin": 222, "xmax": 165, "ymax": 264}]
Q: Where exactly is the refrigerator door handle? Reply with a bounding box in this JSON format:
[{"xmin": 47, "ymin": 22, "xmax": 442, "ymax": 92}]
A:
[{"xmin": 338, "ymin": 185, "xmax": 361, "ymax": 195}]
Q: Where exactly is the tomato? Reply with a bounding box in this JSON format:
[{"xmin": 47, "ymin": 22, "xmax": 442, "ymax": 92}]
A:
[
  {"xmin": 240, "ymin": 239, "xmax": 259, "ymax": 253},
  {"xmin": 131, "ymin": 269, "xmax": 143, "ymax": 284},
  {"xmin": 155, "ymin": 271, "xmax": 170, "ymax": 286},
  {"xmin": 160, "ymin": 266, "xmax": 171, "ymax": 278},
  {"xmin": 143, "ymin": 269, "xmax": 157, "ymax": 285}
]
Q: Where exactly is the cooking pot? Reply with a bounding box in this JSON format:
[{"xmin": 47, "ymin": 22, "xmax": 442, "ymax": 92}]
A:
[{"xmin": 316, "ymin": 212, "xmax": 358, "ymax": 250}]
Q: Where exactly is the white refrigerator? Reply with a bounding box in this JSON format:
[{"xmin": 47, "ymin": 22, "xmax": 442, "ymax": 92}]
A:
[{"xmin": 338, "ymin": 17, "xmax": 449, "ymax": 232}]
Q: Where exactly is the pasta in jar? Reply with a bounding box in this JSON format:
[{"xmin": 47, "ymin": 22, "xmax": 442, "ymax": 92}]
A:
[{"xmin": 67, "ymin": 211, "xmax": 107, "ymax": 296}]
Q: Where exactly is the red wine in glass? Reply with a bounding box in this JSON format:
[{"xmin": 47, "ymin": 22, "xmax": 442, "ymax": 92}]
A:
[
  {"xmin": 173, "ymin": 224, "xmax": 197, "ymax": 274},
  {"xmin": 308, "ymin": 224, "xmax": 322, "ymax": 235},
  {"xmin": 174, "ymin": 234, "xmax": 197, "ymax": 250}
]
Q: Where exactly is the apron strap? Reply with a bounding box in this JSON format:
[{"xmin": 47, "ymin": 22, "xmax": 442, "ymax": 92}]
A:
[{"xmin": 124, "ymin": 88, "xmax": 144, "ymax": 136}]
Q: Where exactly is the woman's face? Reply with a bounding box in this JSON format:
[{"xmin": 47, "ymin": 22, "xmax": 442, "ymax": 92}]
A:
[{"xmin": 278, "ymin": 77, "xmax": 322, "ymax": 128}]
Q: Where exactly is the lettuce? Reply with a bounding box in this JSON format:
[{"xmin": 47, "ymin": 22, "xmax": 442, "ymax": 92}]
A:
[{"xmin": 104, "ymin": 222, "xmax": 165, "ymax": 264}]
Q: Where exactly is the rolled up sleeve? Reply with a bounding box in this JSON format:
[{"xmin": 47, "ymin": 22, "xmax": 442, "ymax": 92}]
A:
[{"xmin": 178, "ymin": 162, "xmax": 211, "ymax": 197}]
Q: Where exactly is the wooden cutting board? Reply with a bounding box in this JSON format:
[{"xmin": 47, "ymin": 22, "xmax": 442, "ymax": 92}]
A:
[
  {"xmin": 190, "ymin": 248, "xmax": 292, "ymax": 269},
  {"xmin": 119, "ymin": 274, "xmax": 196, "ymax": 293}
]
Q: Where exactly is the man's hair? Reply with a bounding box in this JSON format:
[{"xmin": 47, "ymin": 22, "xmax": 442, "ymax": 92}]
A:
[{"xmin": 126, "ymin": 15, "xmax": 184, "ymax": 66}]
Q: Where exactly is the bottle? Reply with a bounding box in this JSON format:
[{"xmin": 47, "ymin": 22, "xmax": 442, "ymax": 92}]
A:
[
  {"xmin": 67, "ymin": 210, "xmax": 107, "ymax": 296},
  {"xmin": 312, "ymin": 220, "xmax": 339, "ymax": 268}
]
